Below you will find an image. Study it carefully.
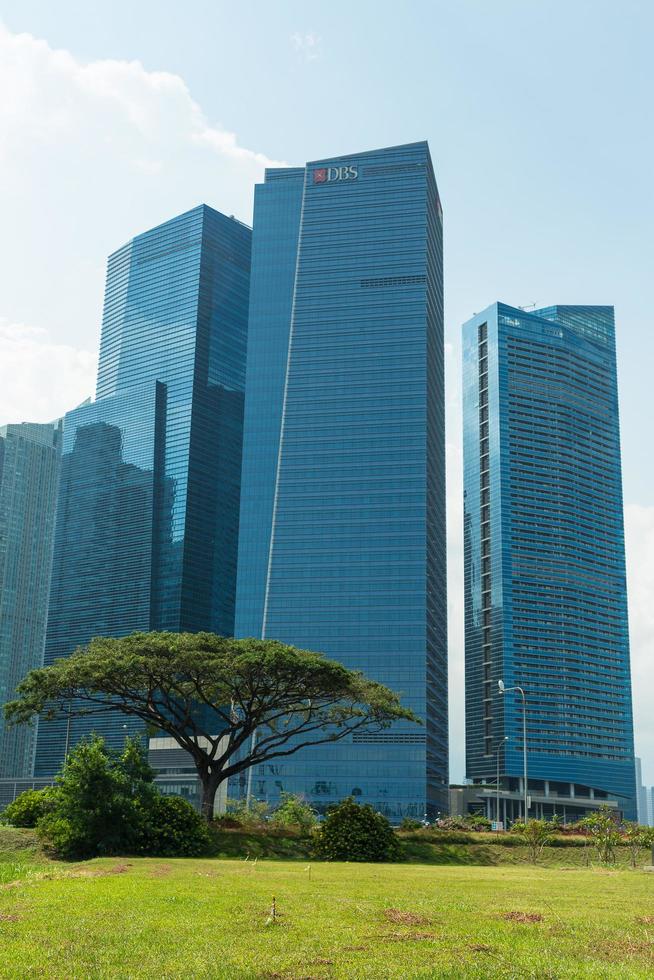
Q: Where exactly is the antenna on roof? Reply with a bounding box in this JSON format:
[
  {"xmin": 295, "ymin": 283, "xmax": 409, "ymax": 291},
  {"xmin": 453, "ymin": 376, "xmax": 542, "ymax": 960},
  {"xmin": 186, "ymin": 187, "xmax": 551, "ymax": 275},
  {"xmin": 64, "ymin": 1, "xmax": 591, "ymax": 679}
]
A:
[{"xmin": 519, "ymin": 303, "xmax": 537, "ymax": 311}]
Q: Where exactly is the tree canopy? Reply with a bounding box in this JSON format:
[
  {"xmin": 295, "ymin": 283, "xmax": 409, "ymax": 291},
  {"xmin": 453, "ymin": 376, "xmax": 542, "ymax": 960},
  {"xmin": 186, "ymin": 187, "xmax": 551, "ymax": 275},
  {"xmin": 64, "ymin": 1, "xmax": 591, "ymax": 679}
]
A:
[{"xmin": 4, "ymin": 632, "xmax": 420, "ymax": 819}]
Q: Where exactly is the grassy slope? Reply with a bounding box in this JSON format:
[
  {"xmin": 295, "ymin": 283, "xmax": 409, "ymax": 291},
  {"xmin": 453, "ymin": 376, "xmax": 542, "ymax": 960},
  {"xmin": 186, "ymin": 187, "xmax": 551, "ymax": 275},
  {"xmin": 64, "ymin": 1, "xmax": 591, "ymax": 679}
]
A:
[
  {"xmin": 2, "ymin": 824, "xmax": 649, "ymax": 869},
  {"xmin": 212, "ymin": 828, "xmax": 648, "ymax": 869},
  {"xmin": 0, "ymin": 826, "xmax": 57, "ymax": 884},
  {"xmin": 2, "ymin": 831, "xmax": 654, "ymax": 977}
]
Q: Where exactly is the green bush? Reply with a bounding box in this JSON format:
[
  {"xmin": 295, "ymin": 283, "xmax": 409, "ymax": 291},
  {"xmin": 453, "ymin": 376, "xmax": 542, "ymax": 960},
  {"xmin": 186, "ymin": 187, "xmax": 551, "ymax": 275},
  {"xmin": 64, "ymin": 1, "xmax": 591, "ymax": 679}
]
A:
[
  {"xmin": 35, "ymin": 734, "xmax": 210, "ymax": 860},
  {"xmin": 135, "ymin": 795, "xmax": 210, "ymax": 857},
  {"xmin": 438, "ymin": 814, "xmax": 492, "ymax": 831},
  {"xmin": 35, "ymin": 735, "xmax": 145, "ymax": 858},
  {"xmin": 224, "ymin": 798, "xmax": 270, "ymax": 828},
  {"xmin": 313, "ymin": 797, "xmax": 401, "ymax": 862},
  {"xmin": 270, "ymin": 793, "xmax": 317, "ymax": 833},
  {"xmin": 467, "ymin": 813, "xmax": 492, "ymax": 830},
  {"xmin": 1, "ymin": 787, "xmax": 60, "ymax": 828},
  {"xmin": 510, "ymin": 819, "xmax": 556, "ymax": 862},
  {"xmin": 36, "ymin": 814, "xmax": 79, "ymax": 860},
  {"xmin": 399, "ymin": 817, "xmax": 423, "ymax": 831},
  {"xmin": 211, "ymin": 813, "xmax": 244, "ymax": 829}
]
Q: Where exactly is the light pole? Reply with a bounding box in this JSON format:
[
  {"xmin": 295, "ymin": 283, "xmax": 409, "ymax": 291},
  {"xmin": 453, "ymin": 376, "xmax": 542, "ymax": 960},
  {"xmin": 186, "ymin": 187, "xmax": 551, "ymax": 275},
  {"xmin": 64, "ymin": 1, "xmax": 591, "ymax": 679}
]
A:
[
  {"xmin": 64, "ymin": 701, "xmax": 72, "ymax": 762},
  {"xmin": 495, "ymin": 735, "xmax": 509, "ymax": 826},
  {"xmin": 498, "ymin": 680, "xmax": 528, "ymax": 821}
]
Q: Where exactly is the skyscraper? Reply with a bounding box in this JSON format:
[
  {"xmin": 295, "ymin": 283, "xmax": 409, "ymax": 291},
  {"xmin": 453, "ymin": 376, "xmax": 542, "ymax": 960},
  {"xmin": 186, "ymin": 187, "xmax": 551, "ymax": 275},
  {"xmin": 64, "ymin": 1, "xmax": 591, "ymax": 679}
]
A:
[
  {"xmin": 236, "ymin": 142, "xmax": 447, "ymax": 819},
  {"xmin": 635, "ymin": 757, "xmax": 649, "ymax": 825},
  {"xmin": 0, "ymin": 421, "xmax": 62, "ymax": 777},
  {"xmin": 34, "ymin": 205, "xmax": 251, "ymax": 776},
  {"xmin": 463, "ymin": 302, "xmax": 636, "ymax": 821}
]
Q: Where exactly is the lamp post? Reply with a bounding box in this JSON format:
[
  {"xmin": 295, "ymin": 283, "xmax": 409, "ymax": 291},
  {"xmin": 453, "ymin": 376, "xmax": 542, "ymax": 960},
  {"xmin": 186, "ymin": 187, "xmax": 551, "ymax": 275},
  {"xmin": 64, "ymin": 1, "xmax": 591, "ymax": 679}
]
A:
[
  {"xmin": 498, "ymin": 680, "xmax": 528, "ymax": 821},
  {"xmin": 63, "ymin": 701, "xmax": 72, "ymax": 762},
  {"xmin": 495, "ymin": 735, "xmax": 509, "ymax": 826}
]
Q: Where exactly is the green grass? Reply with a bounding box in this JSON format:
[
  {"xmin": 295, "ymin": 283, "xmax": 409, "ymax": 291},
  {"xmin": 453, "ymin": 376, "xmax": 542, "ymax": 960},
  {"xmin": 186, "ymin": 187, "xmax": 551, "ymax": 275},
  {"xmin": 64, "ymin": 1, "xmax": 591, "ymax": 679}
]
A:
[
  {"xmin": 0, "ymin": 826, "xmax": 56, "ymax": 885},
  {"xmin": 2, "ymin": 829, "xmax": 654, "ymax": 977}
]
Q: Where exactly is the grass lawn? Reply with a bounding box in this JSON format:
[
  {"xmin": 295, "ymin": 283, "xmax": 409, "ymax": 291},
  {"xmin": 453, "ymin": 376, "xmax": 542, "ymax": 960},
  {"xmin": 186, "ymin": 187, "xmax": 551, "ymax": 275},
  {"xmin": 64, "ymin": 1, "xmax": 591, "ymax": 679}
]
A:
[{"xmin": 2, "ymin": 832, "xmax": 654, "ymax": 977}]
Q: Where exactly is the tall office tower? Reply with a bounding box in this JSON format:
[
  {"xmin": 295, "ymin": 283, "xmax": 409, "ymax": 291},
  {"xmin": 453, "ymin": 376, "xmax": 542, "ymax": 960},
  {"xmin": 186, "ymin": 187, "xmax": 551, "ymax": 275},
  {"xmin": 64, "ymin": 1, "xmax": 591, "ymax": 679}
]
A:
[
  {"xmin": 236, "ymin": 142, "xmax": 447, "ymax": 819},
  {"xmin": 35, "ymin": 205, "xmax": 251, "ymax": 776},
  {"xmin": 0, "ymin": 421, "xmax": 62, "ymax": 777},
  {"xmin": 635, "ymin": 757, "xmax": 649, "ymax": 825},
  {"xmin": 463, "ymin": 303, "xmax": 636, "ymax": 821}
]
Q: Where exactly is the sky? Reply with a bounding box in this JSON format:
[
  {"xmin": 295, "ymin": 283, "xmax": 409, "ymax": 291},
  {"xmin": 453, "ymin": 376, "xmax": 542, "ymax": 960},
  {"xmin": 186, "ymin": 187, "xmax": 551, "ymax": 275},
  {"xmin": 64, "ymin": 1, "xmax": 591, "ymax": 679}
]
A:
[{"xmin": 1, "ymin": 0, "xmax": 652, "ymax": 785}]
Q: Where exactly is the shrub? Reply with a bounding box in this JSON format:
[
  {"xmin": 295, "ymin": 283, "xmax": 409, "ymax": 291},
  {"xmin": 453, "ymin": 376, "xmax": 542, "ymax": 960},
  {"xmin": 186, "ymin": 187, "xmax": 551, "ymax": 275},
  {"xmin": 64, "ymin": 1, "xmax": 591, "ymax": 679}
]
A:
[
  {"xmin": 467, "ymin": 813, "xmax": 492, "ymax": 830},
  {"xmin": 225, "ymin": 798, "xmax": 270, "ymax": 828},
  {"xmin": 511, "ymin": 819, "xmax": 556, "ymax": 862},
  {"xmin": 212, "ymin": 814, "xmax": 243, "ymax": 829},
  {"xmin": 270, "ymin": 793, "xmax": 317, "ymax": 833},
  {"xmin": 135, "ymin": 795, "xmax": 211, "ymax": 857},
  {"xmin": 313, "ymin": 797, "xmax": 401, "ymax": 862},
  {"xmin": 622, "ymin": 821, "xmax": 654, "ymax": 868},
  {"xmin": 580, "ymin": 805, "xmax": 622, "ymax": 863},
  {"xmin": 36, "ymin": 735, "xmax": 144, "ymax": 858},
  {"xmin": 1, "ymin": 787, "xmax": 60, "ymax": 828},
  {"xmin": 399, "ymin": 817, "xmax": 423, "ymax": 831},
  {"xmin": 35, "ymin": 733, "xmax": 210, "ymax": 860},
  {"xmin": 437, "ymin": 815, "xmax": 491, "ymax": 832},
  {"xmin": 36, "ymin": 814, "xmax": 79, "ymax": 860}
]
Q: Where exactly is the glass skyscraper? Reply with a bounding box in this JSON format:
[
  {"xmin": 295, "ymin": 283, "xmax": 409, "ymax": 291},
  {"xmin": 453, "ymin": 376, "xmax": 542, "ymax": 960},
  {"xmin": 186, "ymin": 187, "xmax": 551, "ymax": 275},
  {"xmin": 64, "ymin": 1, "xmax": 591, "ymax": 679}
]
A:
[
  {"xmin": 463, "ymin": 302, "xmax": 636, "ymax": 821},
  {"xmin": 34, "ymin": 205, "xmax": 251, "ymax": 776},
  {"xmin": 0, "ymin": 421, "xmax": 62, "ymax": 777},
  {"xmin": 235, "ymin": 142, "xmax": 447, "ymax": 819}
]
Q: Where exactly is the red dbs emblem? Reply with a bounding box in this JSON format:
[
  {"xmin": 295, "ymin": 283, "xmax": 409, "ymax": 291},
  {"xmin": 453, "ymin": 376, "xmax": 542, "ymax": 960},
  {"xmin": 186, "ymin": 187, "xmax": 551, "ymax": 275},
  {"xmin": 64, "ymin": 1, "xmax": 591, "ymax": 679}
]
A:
[{"xmin": 313, "ymin": 168, "xmax": 327, "ymax": 184}]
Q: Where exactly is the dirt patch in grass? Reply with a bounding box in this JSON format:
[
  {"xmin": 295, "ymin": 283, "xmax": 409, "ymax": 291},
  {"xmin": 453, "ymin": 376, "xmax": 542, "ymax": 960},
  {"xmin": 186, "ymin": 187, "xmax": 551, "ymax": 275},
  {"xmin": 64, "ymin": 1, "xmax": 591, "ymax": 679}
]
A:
[
  {"xmin": 261, "ymin": 974, "xmax": 322, "ymax": 980},
  {"xmin": 470, "ymin": 944, "xmax": 493, "ymax": 953},
  {"xmin": 636, "ymin": 915, "xmax": 654, "ymax": 925},
  {"xmin": 71, "ymin": 863, "xmax": 131, "ymax": 879},
  {"xmin": 341, "ymin": 945, "xmax": 368, "ymax": 952},
  {"xmin": 599, "ymin": 938, "xmax": 654, "ymax": 959},
  {"xmin": 503, "ymin": 911, "xmax": 544, "ymax": 924},
  {"xmin": 150, "ymin": 864, "xmax": 172, "ymax": 877},
  {"xmin": 382, "ymin": 931, "xmax": 437, "ymax": 942},
  {"xmin": 0, "ymin": 912, "xmax": 21, "ymax": 922},
  {"xmin": 383, "ymin": 907, "xmax": 429, "ymax": 925}
]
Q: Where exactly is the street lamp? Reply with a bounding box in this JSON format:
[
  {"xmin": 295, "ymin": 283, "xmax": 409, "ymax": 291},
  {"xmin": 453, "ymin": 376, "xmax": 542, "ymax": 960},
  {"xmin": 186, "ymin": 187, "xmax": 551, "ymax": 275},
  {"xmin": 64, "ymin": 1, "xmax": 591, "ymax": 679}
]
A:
[
  {"xmin": 495, "ymin": 735, "xmax": 509, "ymax": 826},
  {"xmin": 498, "ymin": 680, "xmax": 528, "ymax": 821}
]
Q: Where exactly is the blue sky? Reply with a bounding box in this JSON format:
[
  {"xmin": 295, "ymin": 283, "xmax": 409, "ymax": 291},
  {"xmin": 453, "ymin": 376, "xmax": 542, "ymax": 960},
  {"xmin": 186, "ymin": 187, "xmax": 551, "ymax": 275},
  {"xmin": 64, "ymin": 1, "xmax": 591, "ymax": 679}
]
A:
[{"xmin": 1, "ymin": 0, "xmax": 652, "ymax": 784}]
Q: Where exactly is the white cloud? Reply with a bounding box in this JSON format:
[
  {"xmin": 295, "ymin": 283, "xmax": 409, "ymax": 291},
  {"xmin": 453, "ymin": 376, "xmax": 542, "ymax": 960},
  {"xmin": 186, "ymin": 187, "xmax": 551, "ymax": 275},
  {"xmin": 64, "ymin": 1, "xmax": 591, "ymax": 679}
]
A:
[
  {"xmin": 0, "ymin": 19, "xmax": 284, "ymax": 399},
  {"xmin": 0, "ymin": 24, "xmax": 284, "ymax": 172},
  {"xmin": 0, "ymin": 320, "xmax": 96, "ymax": 426},
  {"xmin": 290, "ymin": 32, "xmax": 321, "ymax": 61},
  {"xmin": 626, "ymin": 504, "xmax": 654, "ymax": 783}
]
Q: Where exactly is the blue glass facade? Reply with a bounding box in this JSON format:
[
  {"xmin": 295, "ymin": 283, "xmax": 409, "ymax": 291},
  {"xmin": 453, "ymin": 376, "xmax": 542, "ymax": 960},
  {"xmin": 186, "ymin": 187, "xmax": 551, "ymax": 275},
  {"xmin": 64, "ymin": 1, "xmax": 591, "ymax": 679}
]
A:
[
  {"xmin": 35, "ymin": 205, "xmax": 250, "ymax": 776},
  {"xmin": 463, "ymin": 303, "xmax": 636, "ymax": 818},
  {"xmin": 235, "ymin": 142, "xmax": 447, "ymax": 819},
  {"xmin": 0, "ymin": 422, "xmax": 62, "ymax": 777}
]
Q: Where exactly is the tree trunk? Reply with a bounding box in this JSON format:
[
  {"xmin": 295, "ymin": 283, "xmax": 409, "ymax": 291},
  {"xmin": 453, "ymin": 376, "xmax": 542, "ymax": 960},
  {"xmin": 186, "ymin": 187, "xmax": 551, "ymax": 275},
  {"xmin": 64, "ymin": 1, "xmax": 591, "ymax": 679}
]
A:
[{"xmin": 199, "ymin": 772, "xmax": 220, "ymax": 823}]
